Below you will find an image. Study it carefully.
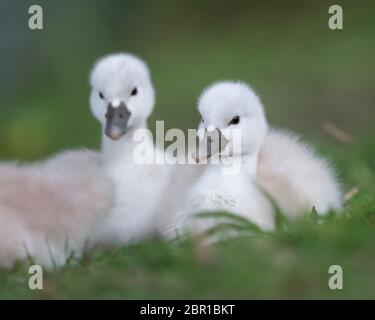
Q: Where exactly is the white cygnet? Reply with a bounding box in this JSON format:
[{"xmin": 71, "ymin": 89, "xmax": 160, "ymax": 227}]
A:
[
  {"xmin": 165, "ymin": 81, "xmax": 275, "ymax": 238},
  {"xmin": 89, "ymin": 53, "xmax": 171, "ymax": 246}
]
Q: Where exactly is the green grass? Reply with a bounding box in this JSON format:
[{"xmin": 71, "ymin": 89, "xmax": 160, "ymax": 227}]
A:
[{"xmin": 1, "ymin": 138, "xmax": 374, "ymax": 299}]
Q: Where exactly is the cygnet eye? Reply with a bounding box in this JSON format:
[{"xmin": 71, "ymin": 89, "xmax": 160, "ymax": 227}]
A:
[
  {"xmin": 228, "ymin": 116, "xmax": 240, "ymax": 125},
  {"xmin": 131, "ymin": 87, "xmax": 138, "ymax": 96},
  {"xmin": 99, "ymin": 91, "xmax": 105, "ymax": 100}
]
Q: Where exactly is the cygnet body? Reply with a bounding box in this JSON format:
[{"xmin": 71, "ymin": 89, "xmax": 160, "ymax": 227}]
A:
[
  {"xmin": 257, "ymin": 128, "xmax": 342, "ymax": 216},
  {"xmin": 0, "ymin": 150, "xmax": 113, "ymax": 269}
]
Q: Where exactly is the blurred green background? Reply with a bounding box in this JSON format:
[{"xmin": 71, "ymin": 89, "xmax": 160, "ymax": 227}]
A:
[
  {"xmin": 0, "ymin": 0, "xmax": 374, "ymax": 160},
  {"xmin": 1, "ymin": 0, "xmax": 375, "ymax": 299}
]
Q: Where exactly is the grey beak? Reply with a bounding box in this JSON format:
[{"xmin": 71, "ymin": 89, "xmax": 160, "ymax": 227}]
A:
[
  {"xmin": 193, "ymin": 129, "xmax": 229, "ymax": 163},
  {"xmin": 105, "ymin": 102, "xmax": 131, "ymax": 140}
]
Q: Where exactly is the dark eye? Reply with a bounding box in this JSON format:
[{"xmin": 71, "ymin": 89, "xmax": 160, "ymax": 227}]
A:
[
  {"xmin": 131, "ymin": 87, "xmax": 138, "ymax": 96},
  {"xmin": 229, "ymin": 116, "xmax": 240, "ymax": 125},
  {"xmin": 99, "ymin": 92, "xmax": 104, "ymax": 99}
]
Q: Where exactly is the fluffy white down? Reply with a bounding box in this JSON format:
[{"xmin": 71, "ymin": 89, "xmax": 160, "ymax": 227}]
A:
[
  {"xmin": 166, "ymin": 163, "xmax": 275, "ymax": 239},
  {"xmin": 257, "ymin": 128, "xmax": 342, "ymax": 216},
  {"xmin": 0, "ymin": 150, "xmax": 114, "ymax": 269},
  {"xmin": 95, "ymin": 137, "xmax": 171, "ymax": 245}
]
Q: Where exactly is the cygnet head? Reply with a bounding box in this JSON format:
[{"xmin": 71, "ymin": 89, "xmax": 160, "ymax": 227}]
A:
[
  {"xmin": 195, "ymin": 81, "xmax": 268, "ymax": 162},
  {"xmin": 89, "ymin": 53, "xmax": 155, "ymax": 140}
]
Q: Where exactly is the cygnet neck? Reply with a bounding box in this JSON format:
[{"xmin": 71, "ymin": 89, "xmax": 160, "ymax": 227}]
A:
[
  {"xmin": 102, "ymin": 121, "xmax": 148, "ymax": 161},
  {"xmin": 208, "ymin": 150, "xmax": 259, "ymax": 179}
]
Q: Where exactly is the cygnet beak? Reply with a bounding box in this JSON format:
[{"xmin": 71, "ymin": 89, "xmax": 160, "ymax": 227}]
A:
[
  {"xmin": 105, "ymin": 102, "xmax": 132, "ymax": 140},
  {"xmin": 192, "ymin": 128, "xmax": 229, "ymax": 163}
]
